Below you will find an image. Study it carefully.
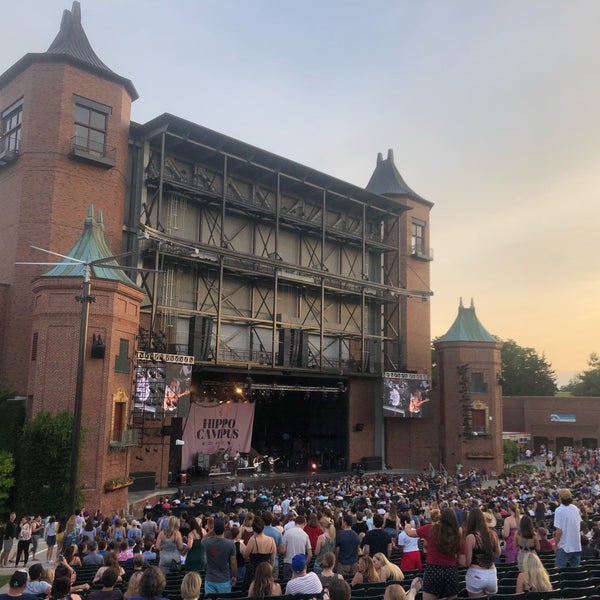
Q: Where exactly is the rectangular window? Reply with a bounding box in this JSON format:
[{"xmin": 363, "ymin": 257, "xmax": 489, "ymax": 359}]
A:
[
  {"xmin": 469, "ymin": 372, "xmax": 488, "ymax": 393},
  {"xmin": 471, "ymin": 409, "xmax": 487, "ymax": 432},
  {"xmin": 1, "ymin": 98, "xmax": 23, "ymax": 155},
  {"xmin": 71, "ymin": 94, "xmax": 112, "ymax": 160},
  {"xmin": 74, "ymin": 105, "xmax": 107, "ymax": 155},
  {"xmin": 411, "ymin": 220, "xmax": 426, "ymax": 256}
]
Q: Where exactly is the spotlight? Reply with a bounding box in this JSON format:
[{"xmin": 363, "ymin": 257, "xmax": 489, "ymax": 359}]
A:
[
  {"xmin": 310, "ymin": 462, "xmax": 317, "ymax": 474},
  {"xmin": 235, "ymin": 387, "xmax": 243, "ymax": 395},
  {"xmin": 175, "ymin": 439, "xmax": 185, "ymax": 446}
]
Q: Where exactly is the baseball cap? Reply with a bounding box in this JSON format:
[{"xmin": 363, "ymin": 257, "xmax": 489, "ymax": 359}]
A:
[
  {"xmin": 10, "ymin": 570, "xmax": 28, "ymax": 588},
  {"xmin": 292, "ymin": 554, "xmax": 307, "ymax": 573}
]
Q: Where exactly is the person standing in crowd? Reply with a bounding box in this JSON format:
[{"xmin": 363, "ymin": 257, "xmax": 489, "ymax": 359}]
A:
[
  {"xmin": 262, "ymin": 511, "xmax": 285, "ymax": 580},
  {"xmin": 335, "ymin": 514, "xmax": 360, "ymax": 577},
  {"xmin": 463, "ymin": 507, "xmax": 501, "ymax": 598},
  {"xmin": 397, "ymin": 513, "xmax": 422, "ymax": 571},
  {"xmin": 361, "ymin": 514, "xmax": 392, "ymax": 558},
  {"xmin": 1, "ymin": 513, "xmax": 17, "ymax": 567},
  {"xmin": 242, "ymin": 516, "xmax": 276, "ymax": 590},
  {"xmin": 282, "ymin": 516, "xmax": 311, "ymax": 581},
  {"xmin": 313, "ymin": 517, "xmax": 336, "ymax": 575},
  {"xmin": 515, "ymin": 515, "xmax": 539, "ymax": 571},
  {"xmin": 201, "ymin": 519, "xmax": 237, "ymax": 594},
  {"xmin": 155, "ymin": 516, "xmax": 185, "ymax": 575},
  {"xmin": 15, "ymin": 516, "xmax": 32, "ymax": 567},
  {"xmin": 553, "ymin": 488, "xmax": 582, "ymax": 568},
  {"xmin": 404, "ymin": 508, "xmax": 463, "ymax": 600},
  {"xmin": 502, "ymin": 502, "xmax": 520, "ymax": 564}
]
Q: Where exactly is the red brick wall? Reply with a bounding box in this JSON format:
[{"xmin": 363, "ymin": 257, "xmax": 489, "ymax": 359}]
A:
[
  {"xmin": 0, "ymin": 59, "xmax": 132, "ymax": 394},
  {"xmin": 29, "ymin": 276, "xmax": 143, "ymax": 514}
]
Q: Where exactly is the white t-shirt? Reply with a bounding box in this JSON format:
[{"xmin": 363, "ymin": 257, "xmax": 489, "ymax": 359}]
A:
[
  {"xmin": 554, "ymin": 503, "xmax": 582, "ymax": 553},
  {"xmin": 397, "ymin": 530, "xmax": 420, "ymax": 553}
]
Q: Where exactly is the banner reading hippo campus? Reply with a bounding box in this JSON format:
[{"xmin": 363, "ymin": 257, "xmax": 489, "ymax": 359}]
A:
[{"xmin": 181, "ymin": 401, "xmax": 256, "ymax": 469}]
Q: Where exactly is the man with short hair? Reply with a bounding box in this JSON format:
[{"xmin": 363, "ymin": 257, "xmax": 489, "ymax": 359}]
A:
[
  {"xmin": 25, "ymin": 564, "xmax": 51, "ymax": 596},
  {"xmin": 83, "ymin": 541, "xmax": 104, "ymax": 565},
  {"xmin": 282, "ymin": 516, "xmax": 311, "ymax": 581},
  {"xmin": 328, "ymin": 579, "xmax": 351, "ymax": 600},
  {"xmin": 1, "ymin": 513, "xmax": 17, "ymax": 567},
  {"xmin": 88, "ymin": 567, "xmax": 123, "ymax": 600},
  {"xmin": 140, "ymin": 513, "xmax": 157, "ymax": 540},
  {"xmin": 335, "ymin": 514, "xmax": 360, "ymax": 576},
  {"xmin": 554, "ymin": 488, "xmax": 582, "ymax": 568},
  {"xmin": 284, "ymin": 554, "xmax": 323, "ymax": 595},
  {"xmin": 361, "ymin": 513, "xmax": 391, "ymax": 558},
  {"xmin": 262, "ymin": 511, "xmax": 285, "ymax": 580},
  {"xmin": 202, "ymin": 519, "xmax": 237, "ymax": 594}
]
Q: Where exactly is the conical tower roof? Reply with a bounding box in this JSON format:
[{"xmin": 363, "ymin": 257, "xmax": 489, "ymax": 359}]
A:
[
  {"xmin": 46, "ymin": 1, "xmax": 113, "ymax": 73},
  {"xmin": 42, "ymin": 205, "xmax": 140, "ymax": 288},
  {"xmin": 437, "ymin": 298, "xmax": 497, "ymax": 343},
  {"xmin": 366, "ymin": 149, "xmax": 430, "ymax": 205},
  {"xmin": 0, "ymin": 2, "xmax": 138, "ymax": 100}
]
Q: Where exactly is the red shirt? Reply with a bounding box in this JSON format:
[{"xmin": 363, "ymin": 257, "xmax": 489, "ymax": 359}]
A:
[
  {"xmin": 304, "ymin": 525, "xmax": 321, "ymax": 550},
  {"xmin": 416, "ymin": 523, "xmax": 459, "ymax": 566}
]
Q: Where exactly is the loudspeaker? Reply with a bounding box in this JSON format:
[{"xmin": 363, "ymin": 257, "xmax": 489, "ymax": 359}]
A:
[
  {"xmin": 188, "ymin": 316, "xmax": 213, "ymax": 361},
  {"xmin": 91, "ymin": 334, "xmax": 106, "ymax": 359},
  {"xmin": 354, "ymin": 423, "xmax": 365, "ymax": 432},
  {"xmin": 178, "ymin": 394, "xmax": 191, "ymax": 418}
]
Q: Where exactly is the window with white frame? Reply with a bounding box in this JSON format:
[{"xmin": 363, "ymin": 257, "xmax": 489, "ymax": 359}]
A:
[{"xmin": 1, "ymin": 98, "xmax": 23, "ymax": 155}]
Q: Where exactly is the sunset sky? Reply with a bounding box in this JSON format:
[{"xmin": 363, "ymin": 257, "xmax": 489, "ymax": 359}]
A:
[{"xmin": 5, "ymin": 0, "xmax": 600, "ymax": 384}]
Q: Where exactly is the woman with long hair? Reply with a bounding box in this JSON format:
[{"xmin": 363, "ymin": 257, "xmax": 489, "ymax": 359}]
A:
[
  {"xmin": 93, "ymin": 551, "xmax": 125, "ymax": 584},
  {"xmin": 372, "ymin": 552, "xmax": 404, "ymax": 582},
  {"xmin": 242, "ymin": 515, "xmax": 276, "ymax": 590},
  {"xmin": 515, "ymin": 514, "xmax": 539, "ymax": 571},
  {"xmin": 313, "ymin": 517, "xmax": 336, "ymax": 575},
  {"xmin": 404, "ymin": 508, "xmax": 462, "ymax": 600},
  {"xmin": 398, "ymin": 512, "xmax": 422, "ymax": 571},
  {"xmin": 502, "ymin": 502, "xmax": 520, "ymax": 564},
  {"xmin": 516, "ymin": 552, "xmax": 553, "ymax": 593},
  {"xmin": 155, "ymin": 516, "xmax": 185, "ymax": 574},
  {"xmin": 185, "ymin": 515, "xmax": 206, "ymax": 573},
  {"xmin": 247, "ymin": 561, "xmax": 282, "ymax": 599},
  {"xmin": 317, "ymin": 552, "xmax": 343, "ymax": 589},
  {"xmin": 384, "ymin": 504, "xmax": 401, "ymax": 541},
  {"xmin": 351, "ymin": 555, "xmax": 380, "ymax": 587},
  {"xmin": 304, "ymin": 512, "xmax": 322, "ymax": 552},
  {"xmin": 464, "ymin": 508, "xmax": 501, "ymax": 598}
]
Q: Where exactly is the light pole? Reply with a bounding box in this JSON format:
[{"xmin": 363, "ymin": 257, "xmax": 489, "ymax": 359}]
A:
[{"xmin": 67, "ymin": 264, "xmax": 94, "ymax": 516}]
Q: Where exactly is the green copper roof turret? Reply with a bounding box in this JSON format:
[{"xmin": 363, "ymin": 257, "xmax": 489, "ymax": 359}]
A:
[
  {"xmin": 42, "ymin": 205, "xmax": 139, "ymax": 287},
  {"xmin": 438, "ymin": 298, "xmax": 497, "ymax": 343}
]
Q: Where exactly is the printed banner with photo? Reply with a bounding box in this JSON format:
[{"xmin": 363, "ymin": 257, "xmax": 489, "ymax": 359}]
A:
[
  {"xmin": 383, "ymin": 372, "xmax": 430, "ymax": 418},
  {"xmin": 181, "ymin": 401, "xmax": 256, "ymax": 470}
]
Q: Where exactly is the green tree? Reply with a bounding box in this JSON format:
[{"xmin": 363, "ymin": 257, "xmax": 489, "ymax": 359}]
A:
[
  {"xmin": 501, "ymin": 339, "xmax": 557, "ymax": 396},
  {"xmin": 562, "ymin": 353, "xmax": 600, "ymax": 396},
  {"xmin": 15, "ymin": 410, "xmax": 77, "ymax": 515},
  {"xmin": 503, "ymin": 439, "xmax": 519, "ymax": 465},
  {"xmin": 0, "ymin": 451, "xmax": 15, "ymax": 514}
]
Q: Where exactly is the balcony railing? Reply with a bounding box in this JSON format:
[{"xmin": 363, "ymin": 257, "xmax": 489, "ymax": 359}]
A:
[
  {"xmin": 109, "ymin": 429, "xmax": 138, "ymax": 448},
  {"xmin": 69, "ymin": 135, "xmax": 116, "ymax": 168},
  {"xmin": 411, "ymin": 245, "xmax": 434, "ymax": 261}
]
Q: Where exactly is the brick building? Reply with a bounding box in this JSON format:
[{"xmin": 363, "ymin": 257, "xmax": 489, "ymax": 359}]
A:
[{"xmin": 0, "ymin": 2, "xmax": 436, "ymax": 510}]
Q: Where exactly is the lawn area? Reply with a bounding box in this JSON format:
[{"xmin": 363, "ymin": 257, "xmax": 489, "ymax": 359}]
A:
[{"xmin": 0, "ymin": 574, "xmax": 9, "ymax": 588}]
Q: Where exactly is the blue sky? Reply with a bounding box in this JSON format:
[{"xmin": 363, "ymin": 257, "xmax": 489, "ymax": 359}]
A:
[{"xmin": 5, "ymin": 0, "xmax": 600, "ymax": 384}]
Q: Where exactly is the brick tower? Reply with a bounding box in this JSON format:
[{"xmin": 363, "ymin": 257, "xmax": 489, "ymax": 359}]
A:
[
  {"xmin": 28, "ymin": 206, "xmax": 144, "ymax": 512},
  {"xmin": 0, "ymin": 1, "xmax": 137, "ymax": 395},
  {"xmin": 435, "ymin": 299, "xmax": 504, "ymax": 476}
]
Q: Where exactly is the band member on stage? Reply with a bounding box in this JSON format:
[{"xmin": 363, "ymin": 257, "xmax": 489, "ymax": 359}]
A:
[
  {"xmin": 253, "ymin": 456, "xmax": 262, "ymax": 473},
  {"xmin": 267, "ymin": 455, "xmax": 278, "ymax": 474}
]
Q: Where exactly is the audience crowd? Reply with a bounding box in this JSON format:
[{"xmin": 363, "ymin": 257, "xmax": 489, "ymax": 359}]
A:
[{"xmin": 1, "ymin": 455, "xmax": 600, "ymax": 600}]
